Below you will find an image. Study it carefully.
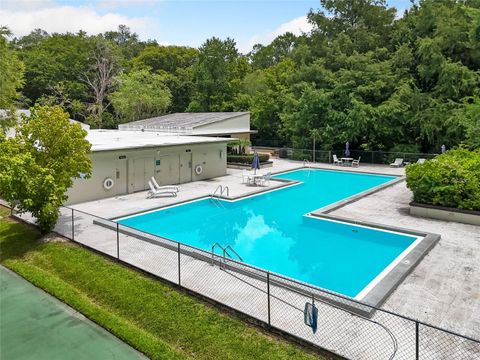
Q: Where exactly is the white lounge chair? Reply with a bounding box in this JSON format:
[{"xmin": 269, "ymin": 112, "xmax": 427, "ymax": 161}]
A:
[
  {"xmin": 416, "ymin": 158, "xmax": 426, "ymax": 164},
  {"xmin": 332, "ymin": 154, "xmax": 342, "ymax": 166},
  {"xmin": 352, "ymin": 157, "xmax": 361, "ymax": 167},
  {"xmin": 151, "ymin": 177, "xmax": 179, "ymax": 192},
  {"xmin": 147, "ymin": 180, "xmax": 177, "ymax": 198},
  {"xmin": 390, "ymin": 158, "xmax": 404, "ymax": 167}
]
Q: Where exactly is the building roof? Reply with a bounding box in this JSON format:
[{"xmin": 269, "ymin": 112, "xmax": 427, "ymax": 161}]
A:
[
  {"xmin": 0, "ymin": 109, "xmax": 90, "ymax": 131},
  {"xmin": 118, "ymin": 112, "xmax": 249, "ymax": 131},
  {"xmin": 87, "ymin": 130, "xmax": 232, "ymax": 152}
]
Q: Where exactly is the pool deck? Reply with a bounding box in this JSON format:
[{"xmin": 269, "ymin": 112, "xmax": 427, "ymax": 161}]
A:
[
  {"xmin": 69, "ymin": 159, "xmax": 479, "ymax": 339},
  {"xmin": 10, "ymin": 159, "xmax": 480, "ymax": 358},
  {"xmin": 330, "ymin": 179, "xmax": 480, "ymax": 339}
]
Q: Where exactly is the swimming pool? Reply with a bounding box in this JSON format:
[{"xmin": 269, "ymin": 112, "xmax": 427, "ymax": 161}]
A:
[{"xmin": 118, "ymin": 169, "xmax": 419, "ymax": 299}]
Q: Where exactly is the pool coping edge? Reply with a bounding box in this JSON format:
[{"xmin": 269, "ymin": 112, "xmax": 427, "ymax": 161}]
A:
[{"xmin": 307, "ymin": 213, "xmax": 441, "ymax": 309}]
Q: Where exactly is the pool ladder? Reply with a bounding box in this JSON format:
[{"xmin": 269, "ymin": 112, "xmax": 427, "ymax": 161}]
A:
[
  {"xmin": 211, "ymin": 243, "xmax": 243, "ymax": 268},
  {"xmin": 210, "ymin": 185, "xmax": 229, "ymax": 208},
  {"xmin": 303, "ymin": 159, "xmax": 312, "ymax": 176}
]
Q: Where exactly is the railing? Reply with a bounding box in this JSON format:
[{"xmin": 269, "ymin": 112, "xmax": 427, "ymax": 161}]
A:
[
  {"xmin": 223, "ymin": 245, "xmax": 243, "ymax": 262},
  {"xmin": 212, "ymin": 185, "xmax": 229, "ymax": 198},
  {"xmin": 211, "ymin": 185, "xmax": 229, "ymax": 208},
  {"xmin": 11, "ymin": 206, "xmax": 480, "ymax": 360},
  {"xmin": 211, "ymin": 243, "xmax": 243, "ymax": 269}
]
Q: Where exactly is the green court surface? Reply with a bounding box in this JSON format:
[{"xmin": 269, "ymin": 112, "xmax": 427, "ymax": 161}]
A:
[{"xmin": 0, "ymin": 266, "xmax": 146, "ymax": 360}]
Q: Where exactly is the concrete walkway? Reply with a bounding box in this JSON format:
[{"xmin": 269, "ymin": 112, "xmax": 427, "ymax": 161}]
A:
[
  {"xmin": 0, "ymin": 266, "xmax": 145, "ymax": 360},
  {"xmin": 71, "ymin": 159, "xmax": 405, "ymax": 219}
]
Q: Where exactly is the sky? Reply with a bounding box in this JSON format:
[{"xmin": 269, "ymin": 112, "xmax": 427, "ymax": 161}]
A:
[{"xmin": 0, "ymin": 0, "xmax": 414, "ymax": 53}]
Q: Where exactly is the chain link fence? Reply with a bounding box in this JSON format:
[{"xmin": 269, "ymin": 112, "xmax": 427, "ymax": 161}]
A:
[{"xmin": 13, "ymin": 205, "xmax": 480, "ymax": 360}]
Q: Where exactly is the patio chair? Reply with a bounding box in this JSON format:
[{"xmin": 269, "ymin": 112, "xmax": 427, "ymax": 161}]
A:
[
  {"xmin": 332, "ymin": 154, "xmax": 342, "ymax": 166},
  {"xmin": 352, "ymin": 157, "xmax": 361, "ymax": 167},
  {"xmin": 242, "ymin": 170, "xmax": 250, "ymax": 184},
  {"xmin": 416, "ymin": 158, "xmax": 426, "ymax": 164},
  {"xmin": 260, "ymin": 172, "xmax": 272, "ymax": 186},
  {"xmin": 151, "ymin": 177, "xmax": 179, "ymax": 192},
  {"xmin": 390, "ymin": 158, "xmax": 404, "ymax": 167},
  {"xmin": 147, "ymin": 180, "xmax": 177, "ymax": 198}
]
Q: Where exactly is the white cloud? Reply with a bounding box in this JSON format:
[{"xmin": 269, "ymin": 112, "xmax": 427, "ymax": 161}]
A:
[
  {"xmin": 95, "ymin": 0, "xmax": 162, "ymax": 9},
  {"xmin": 240, "ymin": 15, "xmax": 313, "ymax": 53},
  {"xmin": 0, "ymin": 3, "xmax": 154, "ymax": 40}
]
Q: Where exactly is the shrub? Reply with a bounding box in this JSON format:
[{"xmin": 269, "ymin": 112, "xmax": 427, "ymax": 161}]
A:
[
  {"xmin": 278, "ymin": 148, "xmax": 289, "ymax": 158},
  {"xmin": 227, "ymin": 154, "xmax": 270, "ymax": 164},
  {"xmin": 406, "ymin": 148, "xmax": 480, "ymax": 210}
]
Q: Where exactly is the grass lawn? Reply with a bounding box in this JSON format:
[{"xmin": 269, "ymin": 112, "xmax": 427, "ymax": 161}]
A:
[{"xmin": 0, "ymin": 209, "xmax": 328, "ymax": 360}]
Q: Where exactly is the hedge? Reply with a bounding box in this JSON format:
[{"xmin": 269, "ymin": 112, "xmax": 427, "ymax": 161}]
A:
[
  {"xmin": 406, "ymin": 148, "xmax": 480, "ymax": 211},
  {"xmin": 227, "ymin": 154, "xmax": 270, "ymax": 164}
]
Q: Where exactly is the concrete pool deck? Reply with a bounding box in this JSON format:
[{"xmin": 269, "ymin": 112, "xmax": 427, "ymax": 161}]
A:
[
  {"xmin": 0, "ymin": 266, "xmax": 145, "ymax": 360},
  {"xmin": 67, "ymin": 159, "xmax": 479, "ymax": 339},
  {"xmin": 330, "ymin": 180, "xmax": 480, "ymax": 339},
  {"xmin": 9, "ymin": 159, "xmax": 479, "ymax": 358}
]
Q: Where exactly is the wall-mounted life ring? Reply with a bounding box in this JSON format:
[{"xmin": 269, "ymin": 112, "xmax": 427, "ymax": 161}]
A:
[
  {"xmin": 103, "ymin": 177, "xmax": 115, "ymax": 190},
  {"xmin": 194, "ymin": 165, "xmax": 203, "ymax": 175}
]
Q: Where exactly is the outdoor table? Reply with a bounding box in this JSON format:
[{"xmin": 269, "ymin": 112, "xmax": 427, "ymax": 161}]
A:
[
  {"xmin": 247, "ymin": 173, "xmax": 264, "ymax": 185},
  {"xmin": 341, "ymin": 157, "xmax": 353, "ymax": 167}
]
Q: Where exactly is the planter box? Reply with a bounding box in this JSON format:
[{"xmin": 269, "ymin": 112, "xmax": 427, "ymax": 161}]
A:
[
  {"xmin": 410, "ymin": 202, "xmax": 480, "ymax": 226},
  {"xmin": 227, "ymin": 161, "xmax": 273, "ymax": 170}
]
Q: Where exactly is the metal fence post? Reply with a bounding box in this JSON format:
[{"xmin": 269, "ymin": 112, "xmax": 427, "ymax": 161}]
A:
[
  {"xmin": 267, "ymin": 272, "xmax": 271, "ymax": 327},
  {"xmin": 371, "ymin": 151, "xmax": 374, "ymax": 164},
  {"xmin": 71, "ymin": 208, "xmax": 74, "ymax": 241},
  {"xmin": 116, "ymin": 223, "xmax": 119, "ymax": 259},
  {"xmin": 415, "ymin": 321, "xmax": 419, "ymax": 360},
  {"xmin": 178, "ymin": 242, "xmax": 181, "ymax": 286}
]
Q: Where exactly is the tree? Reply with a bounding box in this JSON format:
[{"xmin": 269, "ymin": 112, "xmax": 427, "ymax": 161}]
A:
[
  {"xmin": 132, "ymin": 45, "xmax": 198, "ymax": 73},
  {"xmin": 0, "ymin": 105, "xmax": 91, "ymax": 232},
  {"xmin": 111, "ymin": 69, "xmax": 172, "ymax": 122},
  {"xmin": 81, "ymin": 39, "xmax": 120, "ymax": 127},
  {"xmin": 188, "ymin": 37, "xmax": 242, "ymax": 111},
  {"xmin": 18, "ymin": 31, "xmax": 94, "ymax": 104},
  {"xmin": 0, "ymin": 27, "xmax": 25, "ymax": 130},
  {"xmin": 131, "ymin": 45, "xmax": 198, "ymax": 112},
  {"xmin": 249, "ymin": 32, "xmax": 300, "ymax": 69},
  {"xmin": 103, "ymin": 25, "xmax": 145, "ymax": 60},
  {"xmin": 307, "ymin": 0, "xmax": 396, "ymax": 55}
]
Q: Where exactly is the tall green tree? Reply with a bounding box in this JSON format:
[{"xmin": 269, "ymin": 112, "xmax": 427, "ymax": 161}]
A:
[
  {"xmin": 0, "ymin": 105, "xmax": 91, "ymax": 231},
  {"xmin": 132, "ymin": 45, "xmax": 198, "ymax": 73},
  {"xmin": 188, "ymin": 37, "xmax": 243, "ymax": 111},
  {"xmin": 111, "ymin": 69, "xmax": 172, "ymax": 122},
  {"xmin": 18, "ymin": 31, "xmax": 94, "ymax": 104},
  {"xmin": 131, "ymin": 45, "xmax": 198, "ymax": 112}
]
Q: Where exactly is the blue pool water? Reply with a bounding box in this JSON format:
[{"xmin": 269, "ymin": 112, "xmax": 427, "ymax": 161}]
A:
[{"xmin": 118, "ymin": 169, "xmax": 417, "ymax": 298}]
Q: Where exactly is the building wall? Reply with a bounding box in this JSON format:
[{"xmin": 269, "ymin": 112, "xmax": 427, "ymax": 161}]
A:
[{"xmin": 66, "ymin": 142, "xmax": 228, "ymax": 205}]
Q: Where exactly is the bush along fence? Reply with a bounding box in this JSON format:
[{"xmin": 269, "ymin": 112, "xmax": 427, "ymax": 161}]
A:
[
  {"xmin": 227, "ymin": 153, "xmax": 270, "ymax": 164},
  {"xmin": 12, "ymin": 206, "xmax": 479, "ymax": 360},
  {"xmin": 255, "ymin": 147, "xmax": 437, "ymax": 165}
]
